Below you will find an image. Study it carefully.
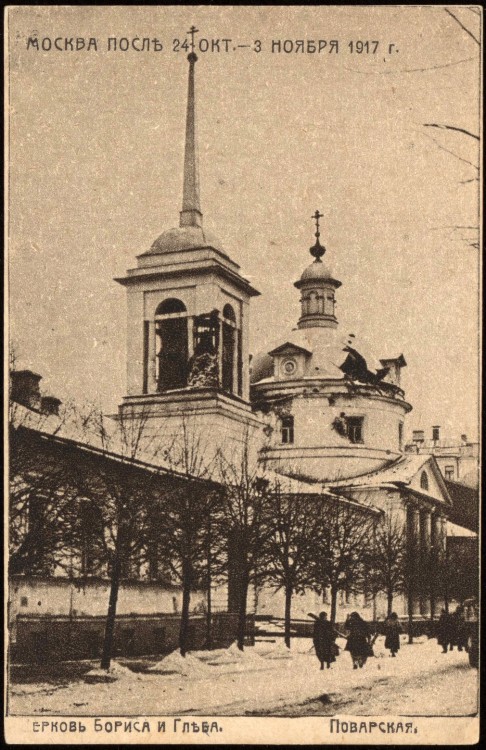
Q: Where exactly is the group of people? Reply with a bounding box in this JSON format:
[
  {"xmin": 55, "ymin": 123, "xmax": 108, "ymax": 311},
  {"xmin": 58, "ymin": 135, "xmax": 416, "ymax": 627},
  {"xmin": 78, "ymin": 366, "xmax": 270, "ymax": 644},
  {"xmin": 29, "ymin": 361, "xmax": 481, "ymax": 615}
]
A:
[
  {"xmin": 310, "ymin": 611, "xmax": 403, "ymax": 671},
  {"xmin": 436, "ymin": 606, "xmax": 468, "ymax": 653}
]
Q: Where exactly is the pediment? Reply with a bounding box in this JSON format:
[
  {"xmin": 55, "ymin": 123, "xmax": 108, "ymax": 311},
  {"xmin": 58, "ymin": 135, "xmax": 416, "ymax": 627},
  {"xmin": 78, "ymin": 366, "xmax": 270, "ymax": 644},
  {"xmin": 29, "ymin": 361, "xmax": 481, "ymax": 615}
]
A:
[{"xmin": 268, "ymin": 342, "xmax": 312, "ymax": 358}]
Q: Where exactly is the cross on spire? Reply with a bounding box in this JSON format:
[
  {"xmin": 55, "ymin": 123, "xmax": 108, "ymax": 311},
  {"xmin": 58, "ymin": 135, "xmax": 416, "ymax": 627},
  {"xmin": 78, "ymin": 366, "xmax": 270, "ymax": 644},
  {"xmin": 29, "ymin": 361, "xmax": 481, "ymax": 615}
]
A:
[
  {"xmin": 187, "ymin": 25, "xmax": 199, "ymax": 57},
  {"xmin": 309, "ymin": 210, "xmax": 325, "ymax": 260}
]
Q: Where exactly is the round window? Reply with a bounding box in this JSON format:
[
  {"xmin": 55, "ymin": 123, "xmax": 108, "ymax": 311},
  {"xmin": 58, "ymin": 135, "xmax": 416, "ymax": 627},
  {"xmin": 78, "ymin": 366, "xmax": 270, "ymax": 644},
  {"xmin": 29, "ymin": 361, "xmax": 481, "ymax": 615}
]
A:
[{"xmin": 282, "ymin": 359, "xmax": 297, "ymax": 376}]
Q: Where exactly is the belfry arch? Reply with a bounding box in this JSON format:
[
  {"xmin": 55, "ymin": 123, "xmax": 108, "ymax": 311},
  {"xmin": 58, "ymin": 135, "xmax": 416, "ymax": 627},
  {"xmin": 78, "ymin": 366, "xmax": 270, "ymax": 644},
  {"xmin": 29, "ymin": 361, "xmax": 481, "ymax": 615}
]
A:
[{"xmin": 155, "ymin": 298, "xmax": 188, "ymax": 392}]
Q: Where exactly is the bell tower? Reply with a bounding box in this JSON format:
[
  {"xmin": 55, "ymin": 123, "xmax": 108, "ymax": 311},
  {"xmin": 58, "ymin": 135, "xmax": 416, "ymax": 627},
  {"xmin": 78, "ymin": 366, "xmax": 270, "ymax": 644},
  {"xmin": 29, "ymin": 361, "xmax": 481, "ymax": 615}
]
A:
[{"xmin": 115, "ymin": 31, "xmax": 260, "ymax": 435}]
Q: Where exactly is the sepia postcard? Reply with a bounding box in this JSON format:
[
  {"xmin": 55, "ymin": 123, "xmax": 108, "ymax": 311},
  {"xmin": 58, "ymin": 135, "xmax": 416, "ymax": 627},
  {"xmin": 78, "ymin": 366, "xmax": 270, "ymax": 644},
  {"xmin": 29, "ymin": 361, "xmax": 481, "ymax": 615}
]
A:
[{"xmin": 4, "ymin": 5, "xmax": 481, "ymax": 745}]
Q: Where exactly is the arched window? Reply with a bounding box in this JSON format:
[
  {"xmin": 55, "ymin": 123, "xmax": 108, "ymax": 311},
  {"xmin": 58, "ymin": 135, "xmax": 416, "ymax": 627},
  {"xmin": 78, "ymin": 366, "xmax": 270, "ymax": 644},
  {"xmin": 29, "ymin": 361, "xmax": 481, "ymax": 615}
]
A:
[
  {"xmin": 223, "ymin": 304, "xmax": 236, "ymax": 323},
  {"xmin": 155, "ymin": 298, "xmax": 188, "ymax": 392},
  {"xmin": 156, "ymin": 298, "xmax": 186, "ymax": 315},
  {"xmin": 420, "ymin": 471, "xmax": 429, "ymax": 491},
  {"xmin": 222, "ymin": 304, "xmax": 240, "ymax": 395},
  {"xmin": 308, "ymin": 290, "xmax": 319, "ymax": 315}
]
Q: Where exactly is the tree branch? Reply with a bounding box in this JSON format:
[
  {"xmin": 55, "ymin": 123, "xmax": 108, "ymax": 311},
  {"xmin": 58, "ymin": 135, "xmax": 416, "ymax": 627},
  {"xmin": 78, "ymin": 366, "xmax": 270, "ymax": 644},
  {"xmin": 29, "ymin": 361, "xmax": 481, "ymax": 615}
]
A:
[
  {"xmin": 420, "ymin": 130, "xmax": 479, "ymax": 170},
  {"xmin": 423, "ymin": 123, "xmax": 480, "ymax": 140},
  {"xmin": 444, "ymin": 8, "xmax": 480, "ymax": 45}
]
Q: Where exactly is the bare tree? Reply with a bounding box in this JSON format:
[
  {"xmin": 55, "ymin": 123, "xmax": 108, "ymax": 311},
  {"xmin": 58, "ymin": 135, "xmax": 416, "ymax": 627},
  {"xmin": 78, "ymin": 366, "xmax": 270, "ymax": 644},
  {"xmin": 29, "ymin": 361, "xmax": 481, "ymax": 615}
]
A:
[
  {"xmin": 367, "ymin": 512, "xmax": 407, "ymax": 616},
  {"xmin": 261, "ymin": 484, "xmax": 323, "ymax": 647},
  {"xmin": 9, "ymin": 425, "xmax": 79, "ymax": 576},
  {"xmin": 149, "ymin": 415, "xmax": 224, "ymax": 656},
  {"xmin": 216, "ymin": 435, "xmax": 274, "ymax": 650},
  {"xmin": 60, "ymin": 404, "xmax": 181, "ymax": 669},
  {"xmin": 308, "ymin": 497, "xmax": 378, "ymax": 625}
]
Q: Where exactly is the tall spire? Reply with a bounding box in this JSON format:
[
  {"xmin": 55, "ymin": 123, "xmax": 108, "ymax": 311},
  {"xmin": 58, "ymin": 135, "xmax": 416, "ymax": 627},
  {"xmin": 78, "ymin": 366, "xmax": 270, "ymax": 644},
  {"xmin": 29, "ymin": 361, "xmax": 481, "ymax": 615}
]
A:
[{"xmin": 180, "ymin": 26, "xmax": 203, "ymax": 228}]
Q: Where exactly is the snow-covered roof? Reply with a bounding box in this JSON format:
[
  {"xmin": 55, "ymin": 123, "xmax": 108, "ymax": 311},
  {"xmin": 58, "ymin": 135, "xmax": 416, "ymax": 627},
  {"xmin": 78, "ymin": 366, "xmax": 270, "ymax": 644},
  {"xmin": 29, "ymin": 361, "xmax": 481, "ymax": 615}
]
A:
[
  {"xmin": 328, "ymin": 454, "xmax": 430, "ymax": 487},
  {"xmin": 447, "ymin": 521, "xmax": 477, "ymax": 538},
  {"xmin": 10, "ymin": 401, "xmax": 182, "ymax": 476},
  {"xmin": 326, "ymin": 453, "xmax": 451, "ymax": 505}
]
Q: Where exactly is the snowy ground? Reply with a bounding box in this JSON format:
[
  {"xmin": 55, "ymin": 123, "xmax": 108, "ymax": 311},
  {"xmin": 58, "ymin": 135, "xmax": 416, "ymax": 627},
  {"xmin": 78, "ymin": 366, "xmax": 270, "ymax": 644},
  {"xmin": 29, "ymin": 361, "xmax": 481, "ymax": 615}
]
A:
[{"xmin": 9, "ymin": 636, "xmax": 478, "ymax": 717}]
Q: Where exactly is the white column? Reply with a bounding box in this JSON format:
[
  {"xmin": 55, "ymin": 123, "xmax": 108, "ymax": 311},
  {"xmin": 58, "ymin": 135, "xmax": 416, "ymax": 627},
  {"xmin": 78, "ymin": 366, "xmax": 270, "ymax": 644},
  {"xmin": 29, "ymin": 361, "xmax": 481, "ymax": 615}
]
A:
[
  {"xmin": 241, "ymin": 301, "xmax": 250, "ymax": 401},
  {"xmin": 420, "ymin": 511, "xmax": 432, "ymax": 616},
  {"xmin": 440, "ymin": 516, "xmax": 447, "ymax": 553},
  {"xmin": 421, "ymin": 511, "xmax": 432, "ymax": 550},
  {"xmin": 232, "ymin": 325, "xmax": 238, "ymax": 395},
  {"xmin": 187, "ymin": 316, "xmax": 194, "ymax": 360},
  {"xmin": 148, "ymin": 321, "xmax": 157, "ymax": 393},
  {"xmin": 217, "ymin": 314, "xmax": 223, "ymax": 389},
  {"xmin": 410, "ymin": 508, "xmax": 421, "ymax": 615}
]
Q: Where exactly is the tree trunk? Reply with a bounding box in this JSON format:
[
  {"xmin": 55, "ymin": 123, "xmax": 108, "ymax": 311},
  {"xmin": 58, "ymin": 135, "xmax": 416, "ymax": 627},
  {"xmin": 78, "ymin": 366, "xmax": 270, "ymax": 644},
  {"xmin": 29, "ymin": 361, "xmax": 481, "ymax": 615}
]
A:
[
  {"xmin": 430, "ymin": 585, "xmax": 436, "ymax": 621},
  {"xmin": 387, "ymin": 590, "xmax": 393, "ymax": 617},
  {"xmin": 179, "ymin": 559, "xmax": 193, "ymax": 657},
  {"xmin": 206, "ymin": 566, "xmax": 212, "ymax": 650},
  {"xmin": 100, "ymin": 554, "xmax": 121, "ymax": 669},
  {"xmin": 407, "ymin": 584, "xmax": 414, "ymax": 644},
  {"xmin": 284, "ymin": 585, "xmax": 292, "ymax": 648},
  {"xmin": 205, "ymin": 522, "xmax": 212, "ymax": 650},
  {"xmin": 330, "ymin": 586, "xmax": 338, "ymax": 625},
  {"xmin": 236, "ymin": 572, "xmax": 249, "ymax": 651}
]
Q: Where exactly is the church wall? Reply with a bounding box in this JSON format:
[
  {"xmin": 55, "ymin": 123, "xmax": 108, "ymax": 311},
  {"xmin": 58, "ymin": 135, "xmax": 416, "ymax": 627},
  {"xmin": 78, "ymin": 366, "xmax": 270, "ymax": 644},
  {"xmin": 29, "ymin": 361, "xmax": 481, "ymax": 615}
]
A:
[
  {"xmin": 290, "ymin": 394, "xmax": 405, "ymax": 451},
  {"xmin": 8, "ymin": 576, "xmax": 207, "ymax": 630},
  {"xmin": 126, "ymin": 289, "xmax": 145, "ymax": 395},
  {"xmin": 258, "ymin": 393, "xmax": 406, "ymax": 480},
  {"xmin": 118, "ymin": 399, "xmax": 266, "ymax": 474}
]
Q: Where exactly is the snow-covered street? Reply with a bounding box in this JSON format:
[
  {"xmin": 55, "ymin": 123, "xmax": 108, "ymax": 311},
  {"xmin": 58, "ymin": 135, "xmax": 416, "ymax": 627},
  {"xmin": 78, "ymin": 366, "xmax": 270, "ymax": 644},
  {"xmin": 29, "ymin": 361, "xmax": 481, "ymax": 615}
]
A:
[{"xmin": 9, "ymin": 636, "xmax": 477, "ymax": 717}]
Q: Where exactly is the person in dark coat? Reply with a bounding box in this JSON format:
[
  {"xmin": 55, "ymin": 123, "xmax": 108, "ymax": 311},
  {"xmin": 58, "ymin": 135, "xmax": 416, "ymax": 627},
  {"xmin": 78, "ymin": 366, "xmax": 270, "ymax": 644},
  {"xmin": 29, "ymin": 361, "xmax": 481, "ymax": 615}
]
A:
[
  {"xmin": 437, "ymin": 609, "xmax": 453, "ymax": 653},
  {"xmin": 310, "ymin": 612, "xmax": 340, "ymax": 670},
  {"xmin": 344, "ymin": 612, "xmax": 371, "ymax": 669},
  {"xmin": 450, "ymin": 605, "xmax": 467, "ymax": 652},
  {"xmin": 384, "ymin": 612, "xmax": 402, "ymax": 657}
]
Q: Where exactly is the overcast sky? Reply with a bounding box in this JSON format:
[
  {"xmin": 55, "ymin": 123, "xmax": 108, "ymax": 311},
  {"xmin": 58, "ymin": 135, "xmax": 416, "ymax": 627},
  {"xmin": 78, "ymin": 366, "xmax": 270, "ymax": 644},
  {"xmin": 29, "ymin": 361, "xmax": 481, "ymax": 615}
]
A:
[{"xmin": 7, "ymin": 6, "xmax": 481, "ymax": 440}]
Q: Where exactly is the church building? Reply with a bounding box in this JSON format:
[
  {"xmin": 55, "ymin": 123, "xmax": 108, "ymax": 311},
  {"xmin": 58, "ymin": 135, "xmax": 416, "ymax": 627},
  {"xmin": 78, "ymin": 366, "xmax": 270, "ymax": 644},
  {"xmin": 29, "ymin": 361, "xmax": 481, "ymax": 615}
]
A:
[{"xmin": 113, "ymin": 45, "xmax": 453, "ymax": 621}]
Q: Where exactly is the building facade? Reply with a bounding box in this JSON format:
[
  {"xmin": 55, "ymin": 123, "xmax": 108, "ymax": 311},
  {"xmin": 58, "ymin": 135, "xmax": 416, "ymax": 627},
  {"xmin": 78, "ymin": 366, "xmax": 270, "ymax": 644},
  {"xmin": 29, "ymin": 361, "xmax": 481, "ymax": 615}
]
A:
[{"xmin": 405, "ymin": 426, "xmax": 479, "ymax": 488}]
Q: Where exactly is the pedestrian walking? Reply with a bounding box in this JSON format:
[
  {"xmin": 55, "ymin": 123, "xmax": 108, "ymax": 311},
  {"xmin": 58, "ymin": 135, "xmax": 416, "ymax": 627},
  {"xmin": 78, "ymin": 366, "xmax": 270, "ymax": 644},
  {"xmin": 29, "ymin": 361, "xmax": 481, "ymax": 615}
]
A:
[
  {"xmin": 436, "ymin": 608, "xmax": 452, "ymax": 653},
  {"xmin": 308, "ymin": 612, "xmax": 341, "ymax": 670},
  {"xmin": 450, "ymin": 605, "xmax": 467, "ymax": 652},
  {"xmin": 344, "ymin": 611, "xmax": 372, "ymax": 669},
  {"xmin": 383, "ymin": 612, "xmax": 402, "ymax": 657}
]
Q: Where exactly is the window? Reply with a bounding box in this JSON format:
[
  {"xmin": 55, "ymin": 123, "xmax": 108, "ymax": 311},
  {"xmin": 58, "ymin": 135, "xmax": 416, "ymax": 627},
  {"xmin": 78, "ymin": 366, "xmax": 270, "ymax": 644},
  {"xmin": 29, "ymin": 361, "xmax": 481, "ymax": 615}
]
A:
[
  {"xmin": 281, "ymin": 415, "xmax": 294, "ymax": 444},
  {"xmin": 420, "ymin": 471, "xmax": 429, "ymax": 491},
  {"xmin": 432, "ymin": 426, "xmax": 440, "ymax": 442},
  {"xmin": 345, "ymin": 416, "xmax": 364, "ymax": 444},
  {"xmin": 20, "ymin": 596, "xmax": 28, "ymax": 607},
  {"xmin": 445, "ymin": 465, "xmax": 454, "ymax": 481}
]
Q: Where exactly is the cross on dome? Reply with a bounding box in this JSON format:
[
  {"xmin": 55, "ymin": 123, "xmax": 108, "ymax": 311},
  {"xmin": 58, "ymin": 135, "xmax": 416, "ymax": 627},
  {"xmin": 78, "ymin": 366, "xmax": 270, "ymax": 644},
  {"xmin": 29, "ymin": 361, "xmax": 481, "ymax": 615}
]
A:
[{"xmin": 309, "ymin": 209, "xmax": 326, "ymax": 261}]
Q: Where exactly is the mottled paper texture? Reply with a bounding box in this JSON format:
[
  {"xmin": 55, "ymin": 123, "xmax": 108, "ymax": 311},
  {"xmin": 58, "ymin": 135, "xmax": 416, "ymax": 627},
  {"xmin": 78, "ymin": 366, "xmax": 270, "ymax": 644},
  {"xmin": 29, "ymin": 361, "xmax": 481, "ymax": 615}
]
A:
[{"xmin": 5, "ymin": 5, "xmax": 481, "ymax": 745}]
